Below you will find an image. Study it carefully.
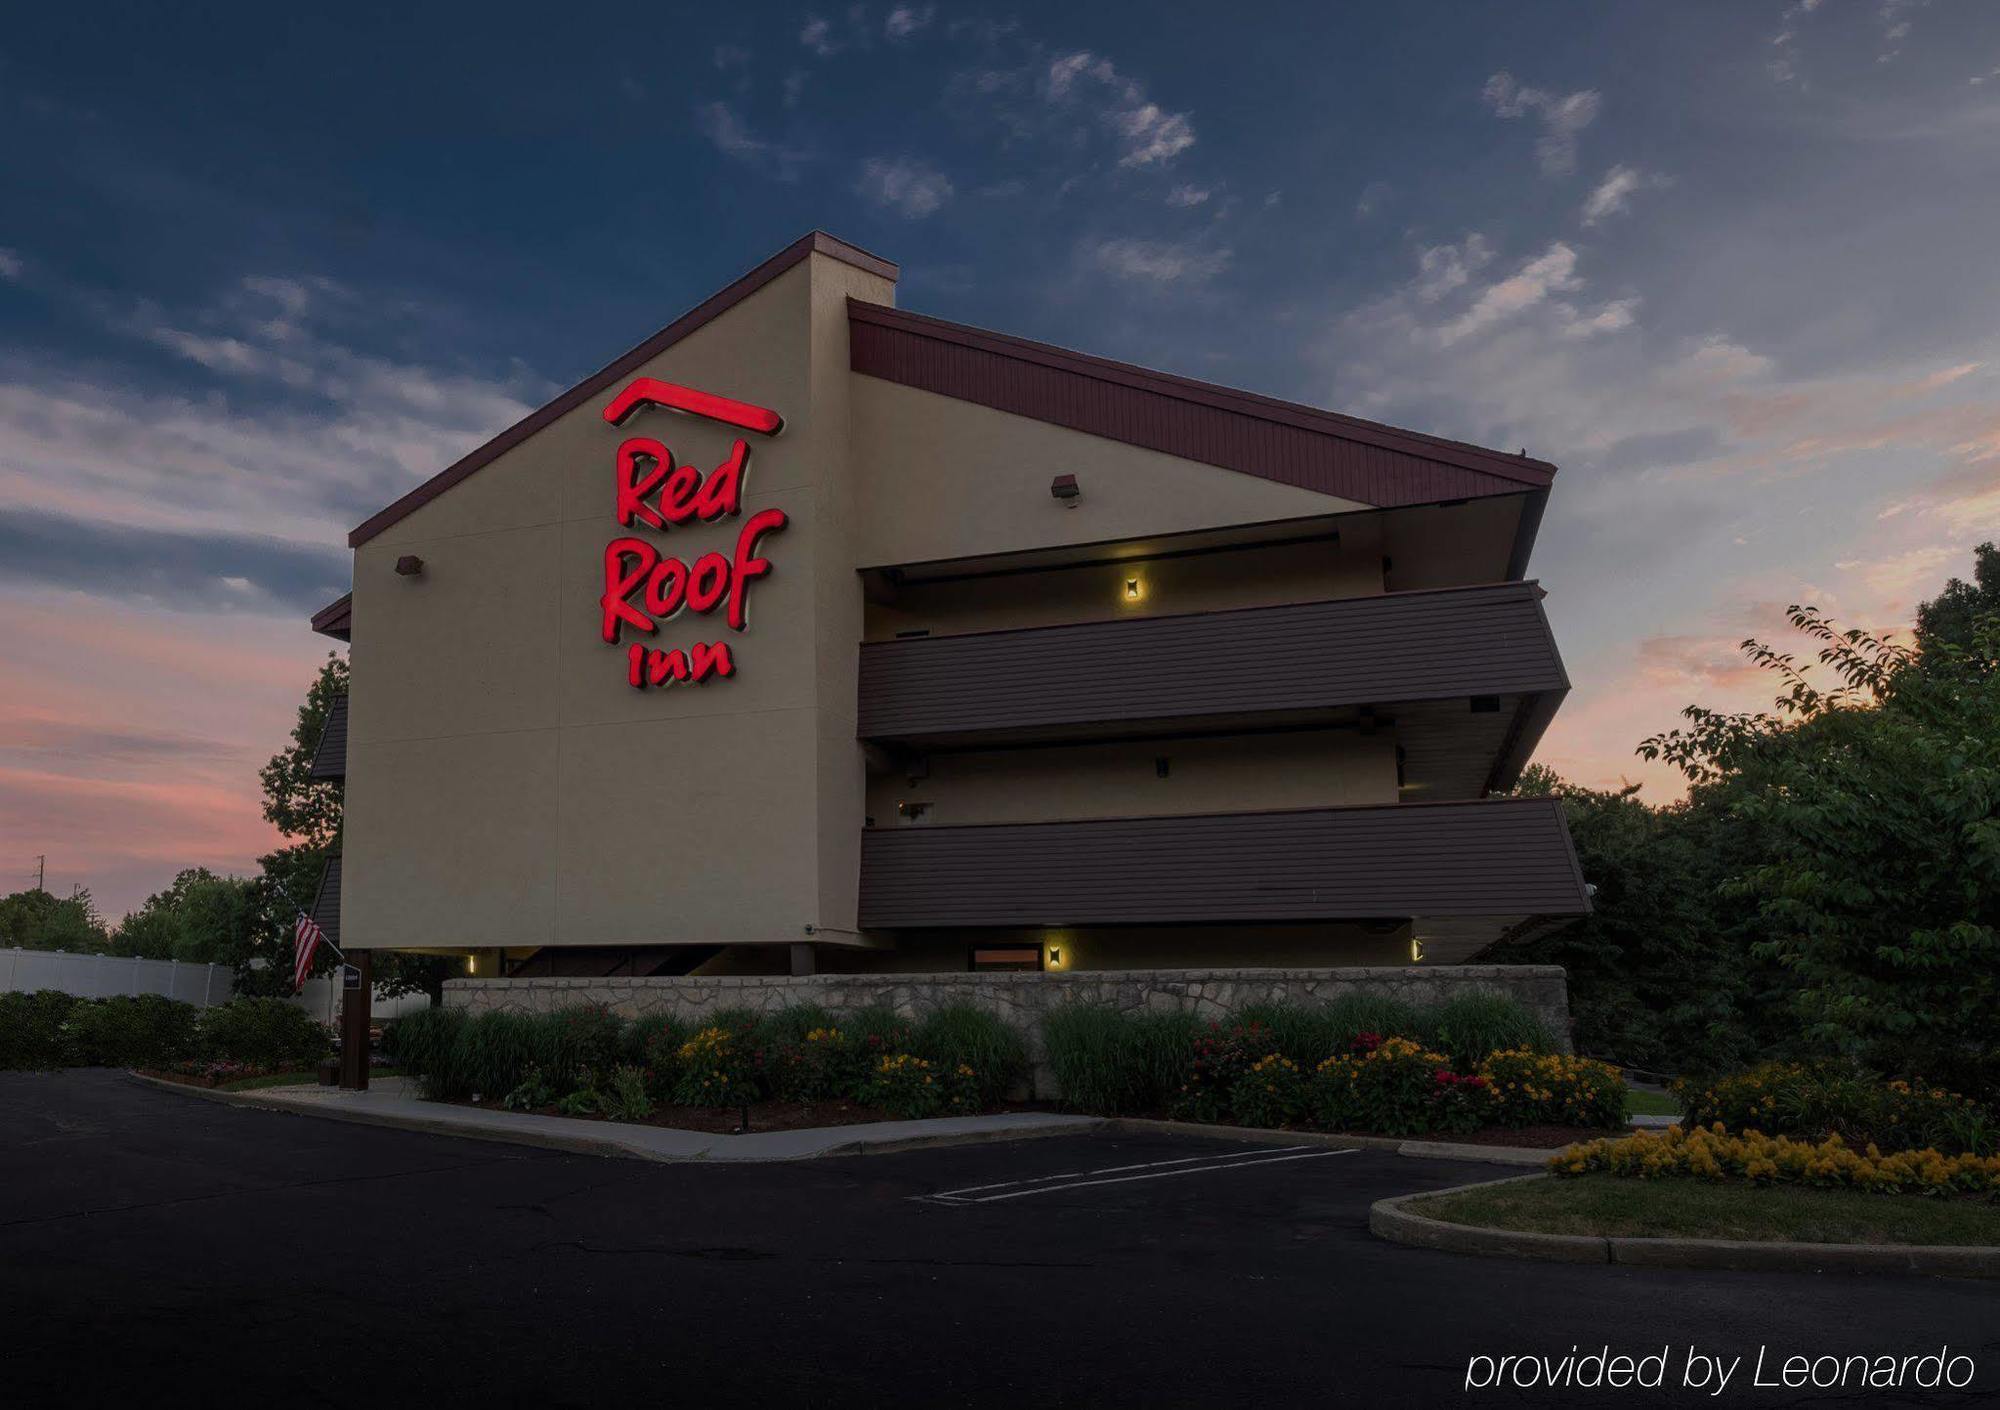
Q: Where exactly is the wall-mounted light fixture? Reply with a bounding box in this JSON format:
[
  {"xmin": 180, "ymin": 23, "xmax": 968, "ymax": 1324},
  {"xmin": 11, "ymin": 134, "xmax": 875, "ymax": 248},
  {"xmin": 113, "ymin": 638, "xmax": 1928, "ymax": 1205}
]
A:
[
  {"xmin": 1122, "ymin": 576, "xmax": 1145, "ymax": 605},
  {"xmin": 1410, "ymin": 937, "xmax": 1426, "ymax": 964},
  {"xmin": 466, "ymin": 953, "xmax": 478, "ymax": 975},
  {"xmin": 1047, "ymin": 945, "xmax": 1062, "ymax": 969},
  {"xmin": 395, "ymin": 555, "xmax": 425, "ymax": 577},
  {"xmin": 1050, "ymin": 473, "xmax": 1080, "ymax": 504}
]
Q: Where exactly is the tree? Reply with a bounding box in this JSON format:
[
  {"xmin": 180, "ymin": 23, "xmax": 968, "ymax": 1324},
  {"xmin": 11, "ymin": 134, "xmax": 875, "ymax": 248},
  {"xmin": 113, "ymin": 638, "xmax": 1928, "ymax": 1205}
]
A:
[
  {"xmin": 244, "ymin": 652, "xmax": 449, "ymax": 1003},
  {"xmin": 1640, "ymin": 596, "xmax": 2000, "ymax": 1097},
  {"xmin": 112, "ymin": 869, "xmax": 258, "ymax": 963},
  {"xmin": 0, "ymin": 887, "xmax": 110, "ymax": 953},
  {"xmin": 1914, "ymin": 540, "xmax": 1998, "ymax": 667},
  {"xmin": 1496, "ymin": 770, "xmax": 1773, "ymax": 1071}
]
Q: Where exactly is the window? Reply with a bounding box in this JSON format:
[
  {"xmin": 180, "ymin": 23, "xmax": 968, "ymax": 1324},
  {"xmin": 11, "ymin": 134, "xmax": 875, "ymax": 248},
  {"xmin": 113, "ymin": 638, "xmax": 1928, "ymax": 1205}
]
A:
[{"xmin": 969, "ymin": 945, "xmax": 1043, "ymax": 972}]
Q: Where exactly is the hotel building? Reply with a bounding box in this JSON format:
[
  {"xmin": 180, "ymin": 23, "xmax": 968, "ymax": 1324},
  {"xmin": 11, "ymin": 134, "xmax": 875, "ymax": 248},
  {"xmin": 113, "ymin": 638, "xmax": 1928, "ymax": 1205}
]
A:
[{"xmin": 307, "ymin": 232, "xmax": 1588, "ymax": 984}]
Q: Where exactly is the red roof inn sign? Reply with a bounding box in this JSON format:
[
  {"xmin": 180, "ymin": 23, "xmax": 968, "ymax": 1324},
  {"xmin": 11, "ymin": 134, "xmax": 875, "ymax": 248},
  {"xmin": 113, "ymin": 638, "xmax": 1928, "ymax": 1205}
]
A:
[{"xmin": 596, "ymin": 378, "xmax": 789, "ymax": 689}]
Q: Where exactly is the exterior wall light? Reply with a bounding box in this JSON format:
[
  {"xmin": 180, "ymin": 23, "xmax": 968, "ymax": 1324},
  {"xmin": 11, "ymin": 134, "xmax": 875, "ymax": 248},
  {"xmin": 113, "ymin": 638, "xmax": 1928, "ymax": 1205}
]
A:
[
  {"xmin": 395, "ymin": 555, "xmax": 425, "ymax": 577},
  {"xmin": 1047, "ymin": 944, "xmax": 1064, "ymax": 969},
  {"xmin": 1050, "ymin": 473, "xmax": 1080, "ymax": 504},
  {"xmin": 1410, "ymin": 937, "xmax": 1426, "ymax": 964},
  {"xmin": 466, "ymin": 954, "xmax": 477, "ymax": 975},
  {"xmin": 1123, "ymin": 576, "xmax": 1145, "ymax": 604}
]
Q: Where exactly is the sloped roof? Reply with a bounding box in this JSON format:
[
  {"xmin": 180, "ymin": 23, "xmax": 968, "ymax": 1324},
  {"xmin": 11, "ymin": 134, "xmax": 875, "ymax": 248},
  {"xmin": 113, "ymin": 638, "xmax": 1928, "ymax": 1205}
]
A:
[
  {"xmin": 339, "ymin": 229, "xmax": 1555, "ymax": 553},
  {"xmin": 847, "ymin": 299, "xmax": 1556, "ymax": 506},
  {"xmin": 346, "ymin": 231, "xmax": 898, "ymax": 548}
]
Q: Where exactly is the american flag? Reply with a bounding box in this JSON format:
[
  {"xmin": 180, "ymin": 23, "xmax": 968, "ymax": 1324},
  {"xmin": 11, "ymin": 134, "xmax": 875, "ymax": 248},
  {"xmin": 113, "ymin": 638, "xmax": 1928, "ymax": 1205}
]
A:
[{"xmin": 292, "ymin": 911, "xmax": 328, "ymax": 992}]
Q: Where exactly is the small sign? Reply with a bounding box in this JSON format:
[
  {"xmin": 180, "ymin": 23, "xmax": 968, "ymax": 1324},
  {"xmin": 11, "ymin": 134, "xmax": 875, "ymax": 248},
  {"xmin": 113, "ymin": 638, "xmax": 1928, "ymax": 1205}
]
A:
[{"xmin": 341, "ymin": 964, "xmax": 362, "ymax": 991}]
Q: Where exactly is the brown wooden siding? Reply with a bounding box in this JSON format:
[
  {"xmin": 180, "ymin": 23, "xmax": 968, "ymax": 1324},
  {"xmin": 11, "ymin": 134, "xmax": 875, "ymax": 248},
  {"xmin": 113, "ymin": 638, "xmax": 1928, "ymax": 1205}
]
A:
[
  {"xmin": 857, "ymin": 581, "xmax": 1566, "ymax": 741},
  {"xmin": 858, "ymin": 798, "xmax": 1589, "ymax": 928},
  {"xmin": 311, "ymin": 694, "xmax": 348, "ymax": 781},
  {"xmin": 310, "ymin": 853, "xmax": 343, "ymax": 948},
  {"xmin": 849, "ymin": 300, "xmax": 1556, "ymax": 508}
]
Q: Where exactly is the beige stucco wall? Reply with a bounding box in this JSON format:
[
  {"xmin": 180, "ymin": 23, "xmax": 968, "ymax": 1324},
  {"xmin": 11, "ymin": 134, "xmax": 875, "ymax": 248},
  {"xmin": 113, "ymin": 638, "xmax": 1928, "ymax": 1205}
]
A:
[
  {"xmin": 849, "ymin": 376, "xmax": 1366, "ymax": 567},
  {"xmin": 863, "ymin": 523, "xmax": 1385, "ymax": 640},
  {"xmin": 867, "ymin": 729, "xmax": 1397, "ymax": 828},
  {"xmin": 343, "ymin": 253, "xmax": 895, "ymax": 952}
]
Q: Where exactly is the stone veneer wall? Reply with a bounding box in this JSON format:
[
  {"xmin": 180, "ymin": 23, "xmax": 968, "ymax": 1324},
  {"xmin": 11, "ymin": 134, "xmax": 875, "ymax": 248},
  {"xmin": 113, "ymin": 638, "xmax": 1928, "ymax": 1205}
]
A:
[{"xmin": 445, "ymin": 966, "xmax": 1571, "ymax": 1099}]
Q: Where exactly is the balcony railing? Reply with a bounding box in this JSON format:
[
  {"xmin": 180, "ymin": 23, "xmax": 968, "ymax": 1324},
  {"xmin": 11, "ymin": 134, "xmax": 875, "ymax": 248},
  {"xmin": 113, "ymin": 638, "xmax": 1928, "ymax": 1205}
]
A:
[
  {"xmin": 858, "ymin": 796, "xmax": 1589, "ymax": 930},
  {"xmin": 857, "ymin": 581, "xmax": 1566, "ymax": 743}
]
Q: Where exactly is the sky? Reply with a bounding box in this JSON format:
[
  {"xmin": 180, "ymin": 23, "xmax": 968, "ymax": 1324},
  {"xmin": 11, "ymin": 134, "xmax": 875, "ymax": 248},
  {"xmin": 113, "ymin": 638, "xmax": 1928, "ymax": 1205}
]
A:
[{"xmin": 2, "ymin": 1, "xmax": 1998, "ymax": 919}]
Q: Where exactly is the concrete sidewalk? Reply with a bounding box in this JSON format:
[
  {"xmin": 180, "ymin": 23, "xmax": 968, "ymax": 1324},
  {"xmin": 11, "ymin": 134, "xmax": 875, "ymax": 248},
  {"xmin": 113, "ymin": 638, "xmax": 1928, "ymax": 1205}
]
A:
[{"xmin": 135, "ymin": 1074, "xmax": 1103, "ymax": 1161}]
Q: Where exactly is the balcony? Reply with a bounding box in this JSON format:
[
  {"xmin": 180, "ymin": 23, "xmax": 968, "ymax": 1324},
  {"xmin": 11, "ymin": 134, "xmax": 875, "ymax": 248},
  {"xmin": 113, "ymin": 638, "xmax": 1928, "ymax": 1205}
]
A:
[
  {"xmin": 858, "ymin": 796, "xmax": 1590, "ymax": 959},
  {"xmin": 858, "ymin": 580, "xmax": 1567, "ymax": 796}
]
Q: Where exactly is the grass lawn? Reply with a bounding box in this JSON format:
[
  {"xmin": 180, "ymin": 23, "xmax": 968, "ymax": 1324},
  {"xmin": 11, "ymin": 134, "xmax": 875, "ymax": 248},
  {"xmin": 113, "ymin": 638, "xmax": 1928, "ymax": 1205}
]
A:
[
  {"xmin": 1624, "ymin": 1088, "xmax": 1679, "ymax": 1118},
  {"xmin": 1413, "ymin": 1174, "xmax": 2000, "ymax": 1247},
  {"xmin": 220, "ymin": 1066, "xmax": 399, "ymax": 1092}
]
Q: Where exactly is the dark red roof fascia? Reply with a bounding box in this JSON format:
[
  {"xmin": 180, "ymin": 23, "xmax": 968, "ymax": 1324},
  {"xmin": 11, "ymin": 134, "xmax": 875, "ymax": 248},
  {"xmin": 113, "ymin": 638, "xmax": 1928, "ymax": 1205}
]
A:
[
  {"xmin": 346, "ymin": 231, "xmax": 899, "ymax": 549},
  {"xmin": 310, "ymin": 591, "xmax": 352, "ymax": 640},
  {"xmin": 848, "ymin": 299, "xmax": 1556, "ymax": 506}
]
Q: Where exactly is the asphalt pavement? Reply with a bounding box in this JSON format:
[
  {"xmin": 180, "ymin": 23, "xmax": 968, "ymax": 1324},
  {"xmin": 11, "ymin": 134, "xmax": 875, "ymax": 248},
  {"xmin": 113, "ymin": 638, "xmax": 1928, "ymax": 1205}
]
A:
[{"xmin": 3, "ymin": 1070, "xmax": 1994, "ymax": 1407}]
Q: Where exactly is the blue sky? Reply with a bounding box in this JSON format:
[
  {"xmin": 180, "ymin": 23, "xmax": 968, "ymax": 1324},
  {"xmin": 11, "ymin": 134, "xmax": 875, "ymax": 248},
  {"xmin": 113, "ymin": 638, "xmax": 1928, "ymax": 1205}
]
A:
[{"xmin": 3, "ymin": 1, "xmax": 1998, "ymax": 915}]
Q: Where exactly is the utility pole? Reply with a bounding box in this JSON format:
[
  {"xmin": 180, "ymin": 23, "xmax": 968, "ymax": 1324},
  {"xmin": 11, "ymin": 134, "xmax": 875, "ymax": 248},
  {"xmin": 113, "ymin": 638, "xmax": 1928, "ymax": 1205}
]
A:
[{"xmin": 34, "ymin": 855, "xmax": 45, "ymax": 891}]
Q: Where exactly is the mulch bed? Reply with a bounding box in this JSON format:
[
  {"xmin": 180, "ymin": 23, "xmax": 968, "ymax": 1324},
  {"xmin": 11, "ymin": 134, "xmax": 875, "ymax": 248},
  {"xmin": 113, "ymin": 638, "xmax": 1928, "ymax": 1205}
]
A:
[{"xmin": 1433, "ymin": 1124, "xmax": 1615, "ymax": 1149}]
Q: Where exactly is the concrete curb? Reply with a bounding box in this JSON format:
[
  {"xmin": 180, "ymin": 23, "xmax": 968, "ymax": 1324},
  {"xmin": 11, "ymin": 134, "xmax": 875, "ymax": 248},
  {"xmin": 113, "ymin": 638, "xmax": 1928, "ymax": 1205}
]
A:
[
  {"xmin": 1107, "ymin": 1117, "xmax": 1561, "ymax": 1166},
  {"xmin": 1369, "ymin": 1173, "xmax": 2000, "ymax": 1280},
  {"xmin": 128, "ymin": 1072, "xmax": 1102, "ymax": 1163}
]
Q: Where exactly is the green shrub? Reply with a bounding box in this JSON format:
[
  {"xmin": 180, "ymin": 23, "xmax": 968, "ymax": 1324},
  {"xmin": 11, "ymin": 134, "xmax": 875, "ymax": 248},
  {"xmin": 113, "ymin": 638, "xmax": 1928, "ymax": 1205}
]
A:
[
  {"xmin": 632, "ymin": 1015, "xmax": 689, "ymax": 1101},
  {"xmin": 535, "ymin": 1005, "xmax": 626, "ymax": 1087},
  {"xmin": 1430, "ymin": 992, "xmax": 1553, "ymax": 1069},
  {"xmin": 1171, "ymin": 1021, "xmax": 1280, "ymax": 1123},
  {"xmin": 1309, "ymin": 1037, "xmax": 1456, "ymax": 1136},
  {"xmin": 68, "ymin": 994, "xmax": 202, "ymax": 1066},
  {"xmin": 909, "ymin": 1004, "xmax": 1027, "ymax": 1106},
  {"xmin": 448, "ymin": 1013, "xmax": 546, "ymax": 1101},
  {"xmin": 0, "ymin": 990, "xmax": 79, "ymax": 1068},
  {"xmin": 1676, "ymin": 1062, "xmax": 1997, "ymax": 1156},
  {"xmin": 671, "ymin": 1024, "xmax": 767, "ymax": 1107},
  {"xmin": 757, "ymin": 1003, "xmax": 833, "ymax": 1044},
  {"xmin": 861, "ymin": 1052, "xmax": 979, "ymax": 1119},
  {"xmin": 1231, "ymin": 1053, "xmax": 1307, "ymax": 1128},
  {"xmin": 199, "ymin": 998, "xmax": 331, "ymax": 1068},
  {"xmin": 502, "ymin": 1067, "xmax": 557, "ymax": 1111},
  {"xmin": 1311, "ymin": 993, "xmax": 1434, "ymax": 1049},
  {"xmin": 767, "ymin": 1025, "xmax": 847, "ymax": 1102},
  {"xmin": 384, "ymin": 1007, "xmax": 466, "ymax": 1084},
  {"xmin": 1480, "ymin": 1049, "xmax": 1626, "ymax": 1129},
  {"xmin": 601, "ymin": 1064, "xmax": 654, "ymax": 1122},
  {"xmin": 1044, "ymin": 1006, "xmax": 1202, "ymax": 1114}
]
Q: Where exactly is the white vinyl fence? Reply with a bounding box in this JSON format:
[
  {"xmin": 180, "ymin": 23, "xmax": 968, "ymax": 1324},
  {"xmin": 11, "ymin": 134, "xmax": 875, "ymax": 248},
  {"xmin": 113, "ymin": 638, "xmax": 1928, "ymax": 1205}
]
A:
[{"xmin": 2, "ymin": 948, "xmax": 433, "ymax": 1021}]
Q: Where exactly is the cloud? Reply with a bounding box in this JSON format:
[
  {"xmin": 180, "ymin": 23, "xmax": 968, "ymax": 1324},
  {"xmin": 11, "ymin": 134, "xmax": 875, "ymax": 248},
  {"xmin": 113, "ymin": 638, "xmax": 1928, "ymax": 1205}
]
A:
[
  {"xmin": 1353, "ymin": 181, "xmax": 1391, "ymax": 220},
  {"xmin": 1580, "ymin": 164, "xmax": 1670, "ymax": 225},
  {"xmin": 1482, "ymin": 71, "xmax": 1600, "ymax": 176},
  {"xmin": 712, "ymin": 44, "xmax": 751, "ymax": 69},
  {"xmin": 1088, "ymin": 238, "xmax": 1231, "ymax": 284},
  {"xmin": 1769, "ymin": 0, "xmax": 1826, "ymax": 86},
  {"xmin": 1437, "ymin": 243, "xmax": 1586, "ymax": 345},
  {"xmin": 885, "ymin": 6, "xmax": 934, "ymax": 40},
  {"xmin": 693, "ymin": 101, "xmax": 808, "ymax": 179},
  {"xmin": 1046, "ymin": 52, "xmax": 1196, "ymax": 167},
  {"xmin": 856, "ymin": 157, "xmax": 955, "ymax": 218},
  {"xmin": 0, "ymin": 248, "xmax": 26, "ymax": 281},
  {"xmin": 1166, "ymin": 184, "xmax": 1211, "ymax": 208},
  {"xmin": 0, "ymin": 508, "xmax": 347, "ymax": 615},
  {"xmin": 1412, "ymin": 234, "xmax": 1494, "ymax": 302},
  {"xmin": 799, "ymin": 16, "xmax": 839, "ymax": 57}
]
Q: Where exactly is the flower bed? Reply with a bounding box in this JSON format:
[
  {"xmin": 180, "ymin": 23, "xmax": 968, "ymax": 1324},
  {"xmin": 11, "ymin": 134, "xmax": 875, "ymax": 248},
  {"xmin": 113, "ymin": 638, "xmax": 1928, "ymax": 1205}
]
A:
[
  {"xmin": 1551, "ymin": 1124, "xmax": 2000, "ymax": 1197},
  {"xmin": 1674, "ymin": 1062, "xmax": 1996, "ymax": 1156},
  {"xmin": 389, "ymin": 1001, "xmax": 1029, "ymax": 1129}
]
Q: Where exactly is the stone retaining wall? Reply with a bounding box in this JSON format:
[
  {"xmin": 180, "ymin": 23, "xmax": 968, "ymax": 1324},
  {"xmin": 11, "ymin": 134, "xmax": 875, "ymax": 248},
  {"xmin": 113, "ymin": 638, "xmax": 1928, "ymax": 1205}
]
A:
[{"xmin": 445, "ymin": 966, "xmax": 1570, "ymax": 1099}]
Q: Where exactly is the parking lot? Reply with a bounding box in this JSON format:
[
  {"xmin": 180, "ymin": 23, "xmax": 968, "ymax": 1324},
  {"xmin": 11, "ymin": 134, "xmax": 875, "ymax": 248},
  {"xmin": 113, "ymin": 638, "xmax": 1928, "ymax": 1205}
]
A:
[{"xmin": 4, "ymin": 1070, "xmax": 1994, "ymax": 1406}]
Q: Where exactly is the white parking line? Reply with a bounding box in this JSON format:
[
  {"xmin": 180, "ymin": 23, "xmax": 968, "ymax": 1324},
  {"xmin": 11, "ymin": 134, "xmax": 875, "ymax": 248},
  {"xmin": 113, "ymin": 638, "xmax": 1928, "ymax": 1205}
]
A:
[
  {"xmin": 931, "ymin": 1146, "xmax": 1314, "ymax": 1199},
  {"xmin": 919, "ymin": 1146, "xmax": 1355, "ymax": 1205}
]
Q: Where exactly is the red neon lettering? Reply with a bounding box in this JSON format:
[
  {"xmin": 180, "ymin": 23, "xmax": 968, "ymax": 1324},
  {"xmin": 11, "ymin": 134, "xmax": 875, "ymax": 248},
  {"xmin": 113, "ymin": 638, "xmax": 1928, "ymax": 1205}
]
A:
[
  {"xmin": 727, "ymin": 508, "xmax": 787, "ymax": 630},
  {"xmin": 685, "ymin": 553, "xmax": 729, "ymax": 614},
  {"xmin": 601, "ymin": 538, "xmax": 658, "ymax": 643},
  {"xmin": 602, "ymin": 378, "xmax": 783, "ymax": 436},
  {"xmin": 614, "ymin": 439, "xmax": 669, "ymax": 528},
  {"xmin": 627, "ymin": 640, "xmax": 737, "ymax": 688},
  {"xmin": 694, "ymin": 440, "xmax": 749, "ymax": 520}
]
